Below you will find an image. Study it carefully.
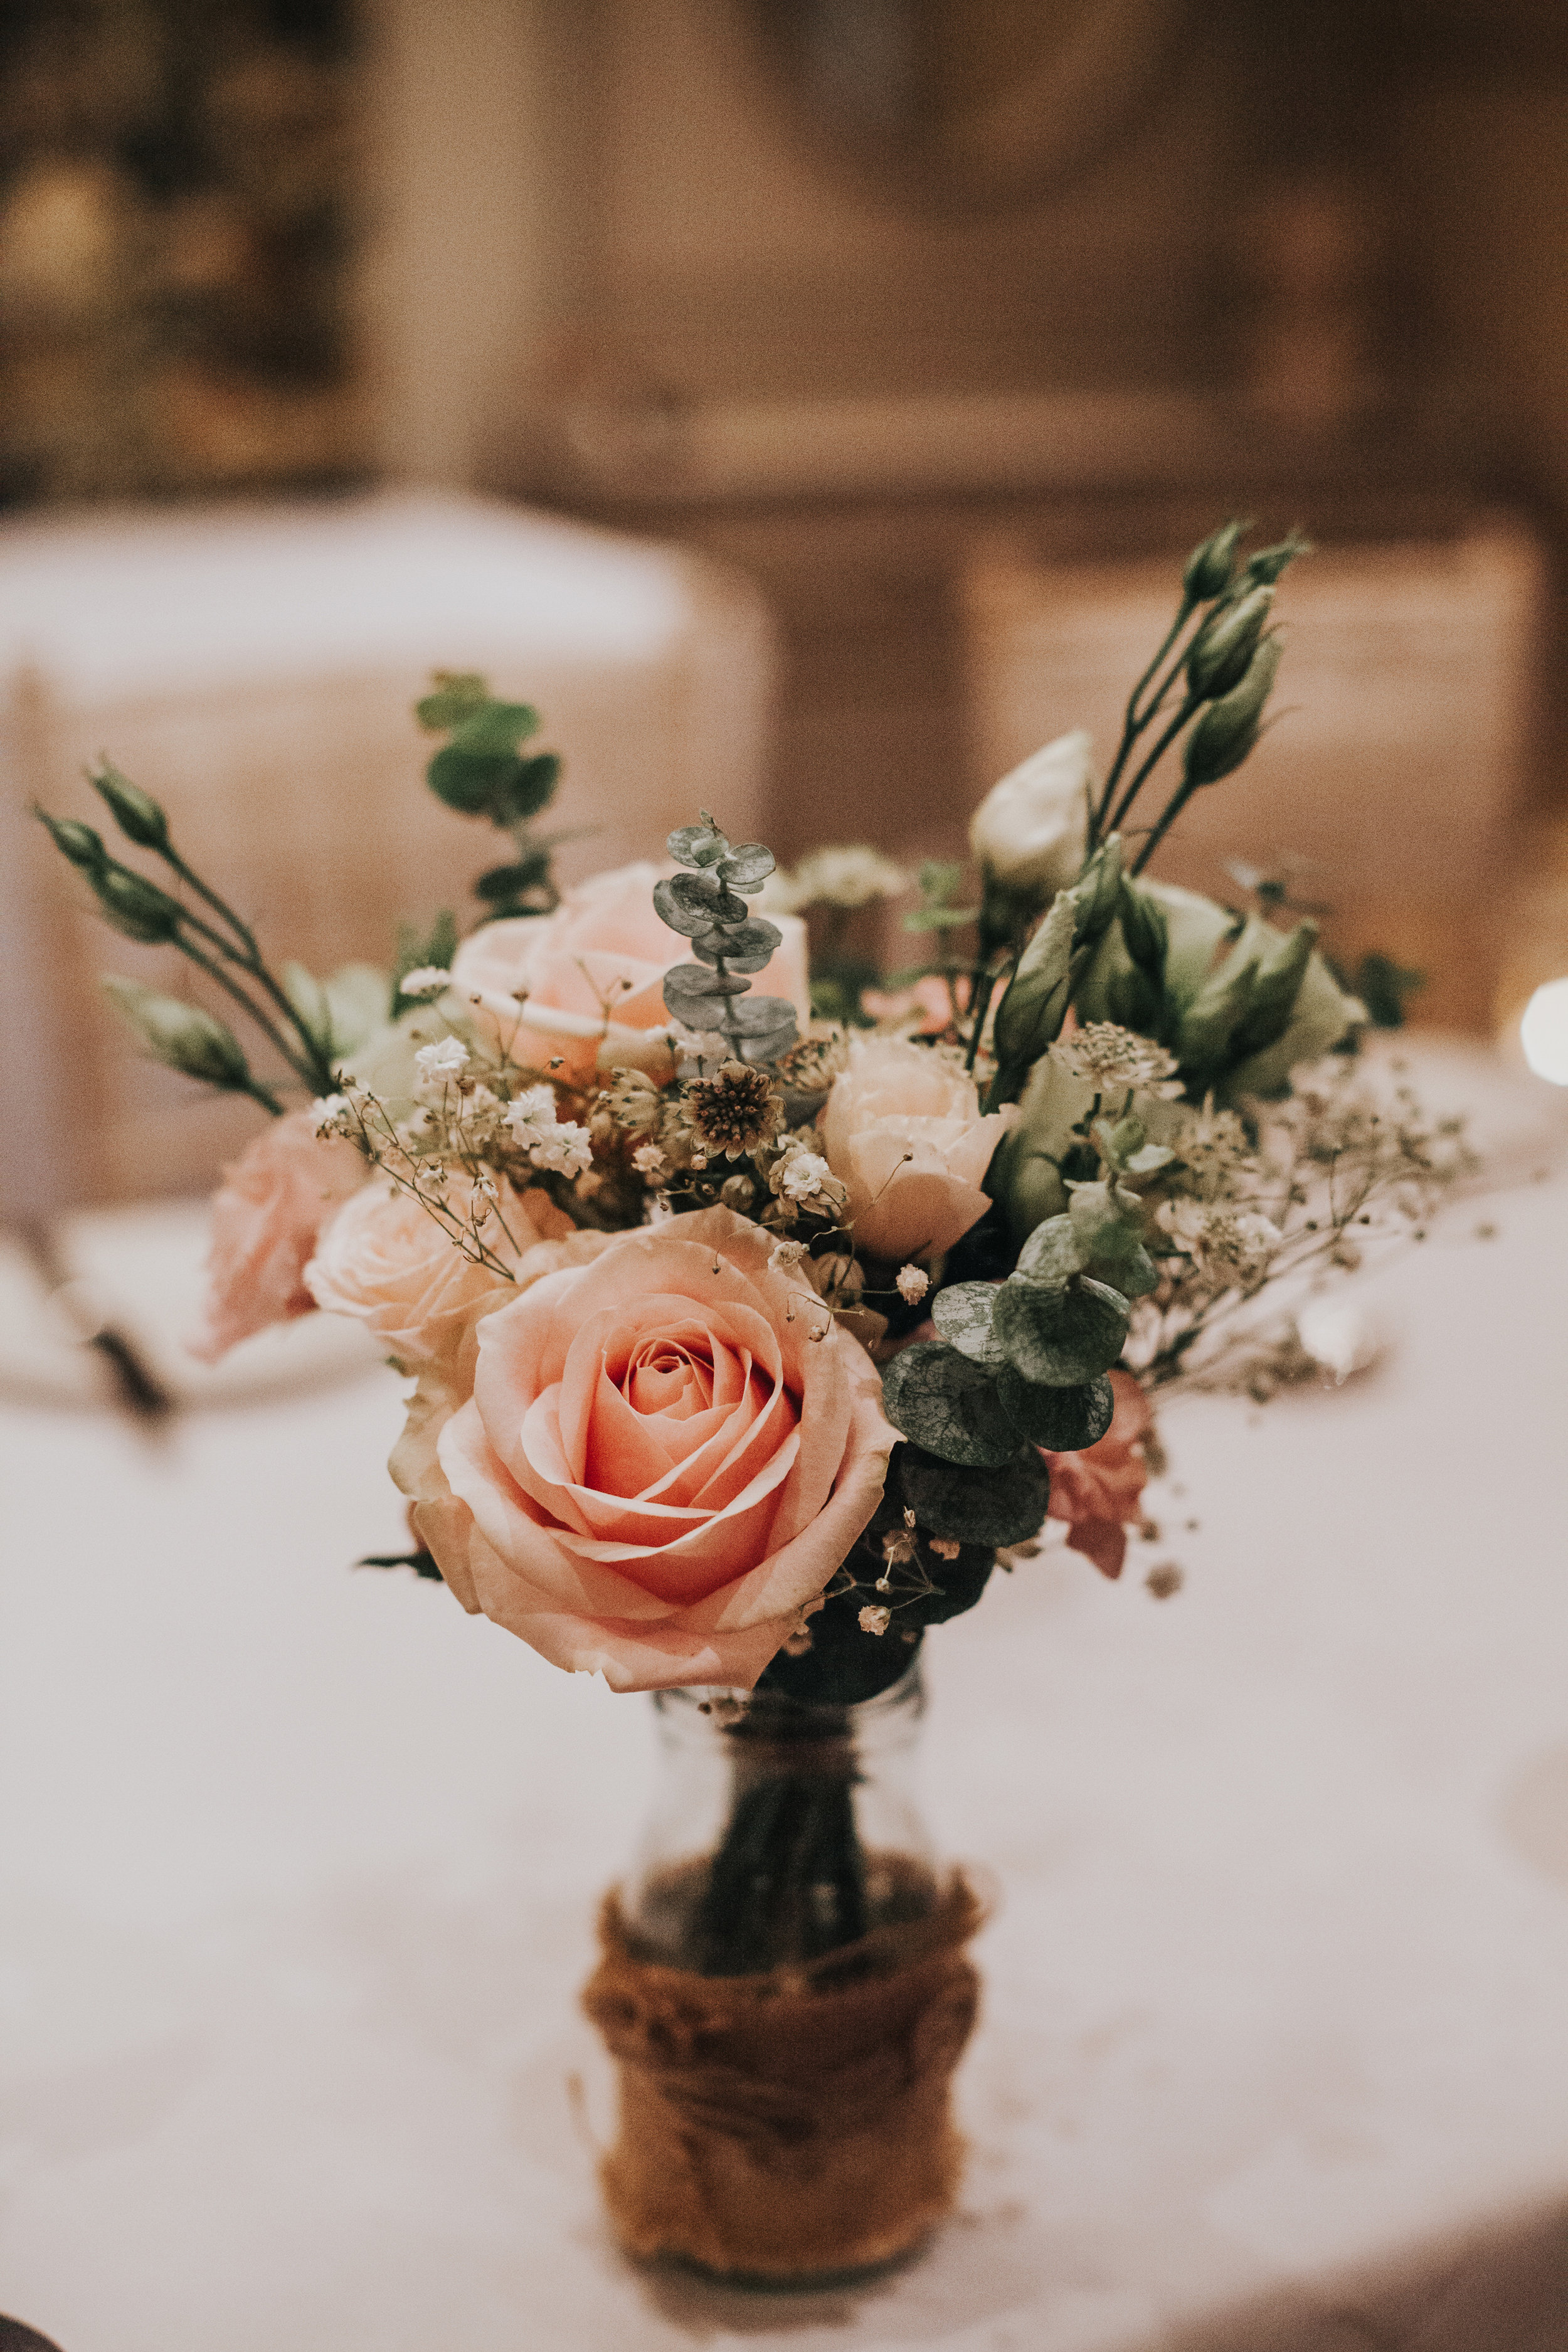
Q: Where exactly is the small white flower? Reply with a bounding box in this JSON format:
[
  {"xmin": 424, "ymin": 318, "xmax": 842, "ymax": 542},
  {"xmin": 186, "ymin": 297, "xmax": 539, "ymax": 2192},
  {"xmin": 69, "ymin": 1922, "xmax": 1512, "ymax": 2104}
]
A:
[
  {"xmin": 310, "ymin": 1093, "xmax": 349, "ymax": 1135},
  {"xmin": 399, "ymin": 967, "xmax": 452, "ymax": 1000},
  {"xmin": 778, "ymin": 1149, "xmax": 832, "ymax": 1202},
  {"xmin": 632, "ymin": 1143, "xmax": 667, "ymax": 1176},
  {"xmin": 858, "ymin": 1604, "xmax": 892, "ymax": 1636},
  {"xmin": 414, "ymin": 1036, "xmax": 470, "ymax": 1083},
  {"xmin": 768, "ymin": 1237, "xmax": 807, "ymax": 1273},
  {"xmin": 666, "ymin": 1024, "xmax": 709, "ymax": 1060},
  {"xmin": 970, "ymin": 729, "xmax": 1093, "ymax": 903},
  {"xmin": 895, "ymin": 1264, "xmax": 929, "ymax": 1305}
]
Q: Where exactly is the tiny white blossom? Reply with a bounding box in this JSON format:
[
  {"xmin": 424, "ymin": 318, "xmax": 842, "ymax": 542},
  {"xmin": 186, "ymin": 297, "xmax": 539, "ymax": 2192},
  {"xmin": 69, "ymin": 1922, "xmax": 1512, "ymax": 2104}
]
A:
[
  {"xmin": 399, "ymin": 967, "xmax": 452, "ymax": 1000},
  {"xmin": 632, "ymin": 1143, "xmax": 667, "ymax": 1176},
  {"xmin": 778, "ymin": 1150, "xmax": 832, "ymax": 1202},
  {"xmin": 414, "ymin": 1036, "xmax": 470, "ymax": 1083},
  {"xmin": 859, "ymin": 1604, "xmax": 892, "ymax": 1636},
  {"xmin": 504, "ymin": 1085, "xmax": 593, "ymax": 1176},
  {"xmin": 310, "ymin": 1093, "xmax": 349, "ymax": 1135},
  {"xmin": 768, "ymin": 1237, "xmax": 807, "ymax": 1273},
  {"xmin": 895, "ymin": 1264, "xmax": 929, "ymax": 1304}
]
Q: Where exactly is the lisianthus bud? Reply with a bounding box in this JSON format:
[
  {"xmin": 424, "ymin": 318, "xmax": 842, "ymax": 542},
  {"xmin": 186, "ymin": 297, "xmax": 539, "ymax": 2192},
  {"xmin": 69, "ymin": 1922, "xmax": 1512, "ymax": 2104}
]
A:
[
  {"xmin": 1182, "ymin": 519, "xmax": 1244, "ymax": 602},
  {"xmin": 1242, "ymin": 531, "xmax": 1311, "ymax": 587},
  {"xmin": 36, "ymin": 809, "xmax": 107, "ymax": 872},
  {"xmin": 1186, "ymin": 585, "xmax": 1274, "ymax": 701},
  {"xmin": 102, "ymin": 977, "xmax": 252, "ymax": 1088},
  {"xmin": 92, "ymin": 864, "xmax": 184, "ymax": 943},
  {"xmin": 969, "ymin": 730, "xmax": 1092, "ymax": 909},
  {"xmin": 1182, "ymin": 635, "xmax": 1282, "ymax": 788},
  {"xmin": 90, "ymin": 763, "xmax": 169, "ymax": 850}
]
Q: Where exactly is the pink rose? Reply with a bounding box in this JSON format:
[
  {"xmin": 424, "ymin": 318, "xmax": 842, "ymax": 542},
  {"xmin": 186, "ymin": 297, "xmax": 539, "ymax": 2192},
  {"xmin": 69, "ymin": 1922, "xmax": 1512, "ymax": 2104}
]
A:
[
  {"xmin": 821, "ymin": 1035, "xmax": 1016, "ymax": 1264},
  {"xmin": 188, "ymin": 1110, "xmax": 367, "ymax": 1362},
  {"xmin": 449, "ymin": 862, "xmax": 810, "ymax": 1083},
  {"xmin": 304, "ymin": 1179, "xmax": 575, "ymax": 1377},
  {"xmin": 417, "ymin": 1207, "xmax": 896, "ymax": 1692},
  {"xmin": 1043, "ymin": 1369, "xmax": 1152, "ymax": 1579}
]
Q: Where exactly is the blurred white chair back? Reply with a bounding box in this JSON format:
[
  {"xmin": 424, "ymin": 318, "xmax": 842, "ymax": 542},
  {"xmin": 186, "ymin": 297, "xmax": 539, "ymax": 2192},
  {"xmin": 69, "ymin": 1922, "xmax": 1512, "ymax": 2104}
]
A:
[
  {"xmin": 1, "ymin": 493, "xmax": 773, "ymax": 1204},
  {"xmin": 963, "ymin": 519, "xmax": 1545, "ymax": 1030}
]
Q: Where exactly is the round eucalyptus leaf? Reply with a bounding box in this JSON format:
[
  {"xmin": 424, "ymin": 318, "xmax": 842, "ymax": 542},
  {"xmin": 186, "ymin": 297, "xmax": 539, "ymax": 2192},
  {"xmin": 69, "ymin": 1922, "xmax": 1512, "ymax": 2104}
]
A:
[
  {"xmin": 726, "ymin": 993, "xmax": 797, "ymax": 1042},
  {"xmin": 1015, "ymin": 1212, "xmax": 1087, "ymax": 1290},
  {"xmin": 717, "ymin": 842, "xmax": 776, "ymax": 890},
  {"xmin": 662, "ymin": 964, "xmax": 752, "ymax": 1020},
  {"xmin": 881, "ymin": 1342, "xmax": 1016, "ymax": 1468},
  {"xmin": 930, "ymin": 1281, "xmax": 1005, "ymax": 1366},
  {"xmin": 997, "ymin": 1368, "xmax": 1115, "ymax": 1450},
  {"xmin": 899, "ymin": 1444, "xmax": 1051, "ymax": 1547},
  {"xmin": 667, "ymin": 824, "xmax": 729, "ymax": 867},
  {"xmin": 426, "ymin": 745, "xmax": 516, "ymax": 814},
  {"xmin": 689, "ymin": 916, "xmax": 783, "ymax": 973},
  {"xmin": 993, "ymin": 1274, "xmax": 1130, "ymax": 1387}
]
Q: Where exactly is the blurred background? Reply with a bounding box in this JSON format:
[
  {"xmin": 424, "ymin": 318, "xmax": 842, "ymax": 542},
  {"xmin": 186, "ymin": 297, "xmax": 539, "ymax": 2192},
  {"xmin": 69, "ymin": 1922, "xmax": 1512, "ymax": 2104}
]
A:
[{"xmin": 6, "ymin": 0, "xmax": 1568, "ymax": 1205}]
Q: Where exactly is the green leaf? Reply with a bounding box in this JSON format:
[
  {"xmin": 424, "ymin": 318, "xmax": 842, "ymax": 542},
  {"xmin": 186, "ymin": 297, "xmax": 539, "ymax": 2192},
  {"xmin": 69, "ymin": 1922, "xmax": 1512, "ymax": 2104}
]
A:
[
  {"xmin": 667, "ymin": 822, "xmax": 729, "ymax": 867},
  {"xmin": 1015, "ymin": 1213, "xmax": 1088, "ymax": 1289},
  {"xmin": 993, "ymin": 1274, "xmax": 1130, "ymax": 1386},
  {"xmin": 903, "ymin": 904, "xmax": 979, "ymax": 933},
  {"xmin": 90, "ymin": 763, "xmax": 169, "ymax": 851},
  {"xmin": 881, "ymin": 1342, "xmax": 1017, "ymax": 1468},
  {"xmin": 690, "ymin": 916, "xmax": 783, "ymax": 973},
  {"xmin": 997, "ymin": 1368, "xmax": 1115, "ymax": 1451},
  {"xmin": 899, "ymin": 1444, "xmax": 1051, "ymax": 1547},
  {"xmin": 426, "ymin": 744, "xmax": 517, "ymax": 815},
  {"xmin": 415, "ymin": 672, "xmax": 490, "ymax": 732},
  {"xmin": 492, "ymin": 750, "xmax": 559, "ymax": 826},
  {"xmin": 448, "ymin": 701, "xmax": 539, "ymax": 758},
  {"xmin": 930, "ymin": 1281, "xmax": 1007, "ymax": 1366},
  {"xmin": 395, "ymin": 909, "xmax": 458, "ymax": 983}
]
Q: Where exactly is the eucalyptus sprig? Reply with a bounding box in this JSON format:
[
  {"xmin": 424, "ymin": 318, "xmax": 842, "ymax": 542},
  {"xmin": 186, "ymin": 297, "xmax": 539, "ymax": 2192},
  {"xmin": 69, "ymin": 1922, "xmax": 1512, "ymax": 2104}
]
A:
[
  {"xmin": 415, "ymin": 671, "xmax": 566, "ymax": 921},
  {"xmin": 654, "ymin": 816, "xmax": 799, "ymax": 1064}
]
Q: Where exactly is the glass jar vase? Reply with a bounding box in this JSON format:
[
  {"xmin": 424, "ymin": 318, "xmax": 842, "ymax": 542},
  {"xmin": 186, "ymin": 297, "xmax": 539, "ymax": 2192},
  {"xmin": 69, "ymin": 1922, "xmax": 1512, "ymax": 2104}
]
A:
[{"xmin": 583, "ymin": 1658, "xmax": 985, "ymax": 2285}]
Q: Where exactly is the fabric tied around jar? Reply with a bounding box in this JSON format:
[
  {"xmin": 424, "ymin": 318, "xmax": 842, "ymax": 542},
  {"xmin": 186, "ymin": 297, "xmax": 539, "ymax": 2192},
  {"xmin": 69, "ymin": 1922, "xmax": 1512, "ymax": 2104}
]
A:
[{"xmin": 581, "ymin": 1869, "xmax": 989, "ymax": 2281}]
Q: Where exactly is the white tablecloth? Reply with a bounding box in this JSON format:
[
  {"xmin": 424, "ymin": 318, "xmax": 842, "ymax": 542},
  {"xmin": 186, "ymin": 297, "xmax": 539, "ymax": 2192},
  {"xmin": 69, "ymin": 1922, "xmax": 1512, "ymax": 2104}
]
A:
[{"xmin": 3, "ymin": 1047, "xmax": 1568, "ymax": 2352}]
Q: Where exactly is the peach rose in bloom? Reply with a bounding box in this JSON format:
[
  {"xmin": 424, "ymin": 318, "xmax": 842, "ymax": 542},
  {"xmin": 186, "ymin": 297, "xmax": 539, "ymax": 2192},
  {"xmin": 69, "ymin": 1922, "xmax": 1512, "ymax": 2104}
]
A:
[
  {"xmin": 418, "ymin": 1207, "xmax": 897, "ymax": 1692},
  {"xmin": 821, "ymin": 1035, "xmax": 1015, "ymax": 1264},
  {"xmin": 449, "ymin": 862, "xmax": 810, "ymax": 1083},
  {"xmin": 304, "ymin": 1180, "xmax": 574, "ymax": 1376},
  {"xmin": 1042, "ymin": 1368, "xmax": 1152, "ymax": 1580},
  {"xmin": 188, "ymin": 1110, "xmax": 367, "ymax": 1362}
]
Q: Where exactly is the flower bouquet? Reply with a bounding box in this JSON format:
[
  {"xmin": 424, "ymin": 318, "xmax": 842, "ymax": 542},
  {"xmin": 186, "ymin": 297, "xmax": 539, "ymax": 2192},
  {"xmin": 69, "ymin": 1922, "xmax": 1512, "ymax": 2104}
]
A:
[{"xmin": 39, "ymin": 522, "xmax": 1464, "ymax": 2282}]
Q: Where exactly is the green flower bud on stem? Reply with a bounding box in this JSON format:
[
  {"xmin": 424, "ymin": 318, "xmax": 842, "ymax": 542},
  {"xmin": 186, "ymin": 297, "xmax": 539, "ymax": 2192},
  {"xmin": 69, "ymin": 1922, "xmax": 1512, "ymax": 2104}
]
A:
[
  {"xmin": 102, "ymin": 978, "xmax": 253, "ymax": 1089},
  {"xmin": 1183, "ymin": 634, "xmax": 1283, "ymax": 789},
  {"xmin": 1242, "ymin": 531, "xmax": 1311, "ymax": 588},
  {"xmin": 92, "ymin": 864, "xmax": 185, "ymax": 944},
  {"xmin": 90, "ymin": 763, "xmax": 169, "ymax": 850},
  {"xmin": 1186, "ymin": 585, "xmax": 1274, "ymax": 701},
  {"xmin": 1182, "ymin": 519, "xmax": 1246, "ymax": 603},
  {"xmin": 35, "ymin": 808, "xmax": 108, "ymax": 873}
]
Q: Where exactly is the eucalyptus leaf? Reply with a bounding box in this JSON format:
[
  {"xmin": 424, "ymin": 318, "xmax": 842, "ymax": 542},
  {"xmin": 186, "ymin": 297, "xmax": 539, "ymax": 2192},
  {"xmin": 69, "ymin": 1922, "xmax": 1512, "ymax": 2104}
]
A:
[
  {"xmin": 997, "ymin": 1367, "xmax": 1115, "ymax": 1451},
  {"xmin": 881, "ymin": 1343, "xmax": 1017, "ymax": 1468},
  {"xmin": 717, "ymin": 842, "xmax": 775, "ymax": 889},
  {"xmin": 930, "ymin": 1281, "xmax": 1006, "ymax": 1366},
  {"xmin": 667, "ymin": 823, "xmax": 729, "ymax": 867},
  {"xmin": 726, "ymin": 993, "xmax": 797, "ymax": 1040},
  {"xmin": 1015, "ymin": 1213, "xmax": 1086, "ymax": 1289},
  {"xmin": 993, "ymin": 1273, "xmax": 1130, "ymax": 1386},
  {"xmin": 689, "ymin": 916, "xmax": 782, "ymax": 973},
  {"xmin": 662, "ymin": 964, "xmax": 751, "ymax": 1015},
  {"xmin": 898, "ymin": 1444, "xmax": 1051, "ymax": 1546},
  {"xmin": 448, "ymin": 701, "xmax": 539, "ymax": 756}
]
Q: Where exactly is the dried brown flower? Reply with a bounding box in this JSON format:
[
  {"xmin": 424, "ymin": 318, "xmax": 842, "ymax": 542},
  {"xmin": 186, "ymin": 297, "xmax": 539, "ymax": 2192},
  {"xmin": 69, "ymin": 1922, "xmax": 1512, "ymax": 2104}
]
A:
[{"xmin": 684, "ymin": 1060, "xmax": 786, "ymax": 1159}]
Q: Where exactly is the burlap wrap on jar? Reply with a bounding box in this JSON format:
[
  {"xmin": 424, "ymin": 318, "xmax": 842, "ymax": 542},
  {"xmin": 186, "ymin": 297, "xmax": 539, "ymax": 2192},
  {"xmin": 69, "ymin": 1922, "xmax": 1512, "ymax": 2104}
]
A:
[{"xmin": 582, "ymin": 1872, "xmax": 986, "ymax": 2282}]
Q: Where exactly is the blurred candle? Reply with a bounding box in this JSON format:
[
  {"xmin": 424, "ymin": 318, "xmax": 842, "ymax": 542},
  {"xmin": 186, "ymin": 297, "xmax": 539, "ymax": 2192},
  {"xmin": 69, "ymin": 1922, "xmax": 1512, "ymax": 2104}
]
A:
[{"xmin": 1520, "ymin": 977, "xmax": 1568, "ymax": 1085}]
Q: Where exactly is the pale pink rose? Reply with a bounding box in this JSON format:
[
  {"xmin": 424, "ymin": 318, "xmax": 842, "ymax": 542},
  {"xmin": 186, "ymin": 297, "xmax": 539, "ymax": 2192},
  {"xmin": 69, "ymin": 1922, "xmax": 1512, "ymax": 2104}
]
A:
[
  {"xmin": 418, "ymin": 1206, "xmax": 897, "ymax": 1692},
  {"xmin": 1043, "ymin": 1369, "xmax": 1152, "ymax": 1580},
  {"xmin": 821, "ymin": 1036, "xmax": 1016, "ymax": 1265},
  {"xmin": 449, "ymin": 862, "xmax": 811, "ymax": 1083},
  {"xmin": 386, "ymin": 1225, "xmax": 618, "ymax": 1562},
  {"xmin": 304, "ymin": 1180, "xmax": 574, "ymax": 1376},
  {"xmin": 188, "ymin": 1110, "xmax": 367, "ymax": 1362}
]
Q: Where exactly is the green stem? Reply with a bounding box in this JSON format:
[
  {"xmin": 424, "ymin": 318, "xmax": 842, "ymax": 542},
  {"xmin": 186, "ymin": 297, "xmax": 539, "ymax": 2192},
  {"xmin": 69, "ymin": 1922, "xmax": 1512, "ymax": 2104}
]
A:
[
  {"xmin": 1091, "ymin": 595, "xmax": 1196, "ymax": 840},
  {"xmin": 1105, "ymin": 695, "xmax": 1199, "ymax": 839},
  {"xmin": 170, "ymin": 935, "xmax": 319, "ymax": 1091},
  {"xmin": 157, "ymin": 849, "xmax": 337, "ymax": 1088},
  {"xmin": 1130, "ymin": 772, "xmax": 1203, "ymax": 875}
]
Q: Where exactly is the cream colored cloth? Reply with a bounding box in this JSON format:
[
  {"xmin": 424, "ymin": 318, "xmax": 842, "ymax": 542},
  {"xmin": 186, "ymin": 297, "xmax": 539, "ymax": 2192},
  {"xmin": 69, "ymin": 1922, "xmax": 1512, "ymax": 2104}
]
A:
[
  {"xmin": 1, "ymin": 492, "xmax": 773, "ymax": 1206},
  {"xmin": 1, "ymin": 1044, "xmax": 1567, "ymax": 2349}
]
